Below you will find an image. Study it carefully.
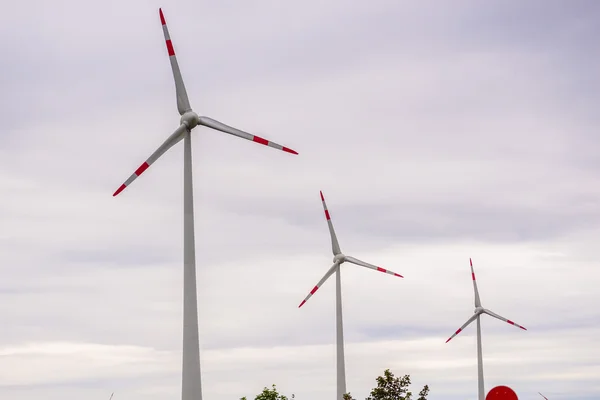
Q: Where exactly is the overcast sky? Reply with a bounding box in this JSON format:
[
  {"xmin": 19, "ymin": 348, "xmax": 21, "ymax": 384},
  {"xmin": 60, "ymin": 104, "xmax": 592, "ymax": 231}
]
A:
[{"xmin": 1, "ymin": 1, "xmax": 599, "ymax": 400}]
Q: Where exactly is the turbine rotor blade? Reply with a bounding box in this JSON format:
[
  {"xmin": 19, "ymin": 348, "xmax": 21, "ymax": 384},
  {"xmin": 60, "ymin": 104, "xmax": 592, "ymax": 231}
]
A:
[
  {"xmin": 445, "ymin": 313, "xmax": 478, "ymax": 343},
  {"xmin": 470, "ymin": 258, "xmax": 482, "ymax": 307},
  {"xmin": 298, "ymin": 262, "xmax": 338, "ymax": 308},
  {"xmin": 198, "ymin": 116, "xmax": 298, "ymax": 154},
  {"xmin": 159, "ymin": 8, "xmax": 191, "ymax": 115},
  {"xmin": 344, "ymin": 255, "xmax": 403, "ymax": 278},
  {"xmin": 113, "ymin": 124, "xmax": 188, "ymax": 196},
  {"xmin": 483, "ymin": 308, "xmax": 527, "ymax": 331},
  {"xmin": 319, "ymin": 191, "xmax": 341, "ymax": 255},
  {"xmin": 538, "ymin": 393, "xmax": 549, "ymax": 400}
]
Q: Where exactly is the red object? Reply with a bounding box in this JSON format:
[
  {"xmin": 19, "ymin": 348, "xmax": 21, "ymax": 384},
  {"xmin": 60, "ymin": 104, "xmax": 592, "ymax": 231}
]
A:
[{"xmin": 486, "ymin": 386, "xmax": 518, "ymax": 400}]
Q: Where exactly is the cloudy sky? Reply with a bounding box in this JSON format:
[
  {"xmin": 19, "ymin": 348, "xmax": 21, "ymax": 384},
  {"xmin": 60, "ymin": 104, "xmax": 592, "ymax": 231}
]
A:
[{"xmin": 1, "ymin": 0, "xmax": 599, "ymax": 399}]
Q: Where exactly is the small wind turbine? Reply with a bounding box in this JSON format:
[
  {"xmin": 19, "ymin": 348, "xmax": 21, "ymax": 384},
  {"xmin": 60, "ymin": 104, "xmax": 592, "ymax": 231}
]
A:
[
  {"xmin": 538, "ymin": 393, "xmax": 549, "ymax": 400},
  {"xmin": 446, "ymin": 259, "xmax": 527, "ymax": 400},
  {"xmin": 298, "ymin": 191, "xmax": 403, "ymax": 400},
  {"xmin": 108, "ymin": 393, "xmax": 114, "ymax": 400},
  {"xmin": 113, "ymin": 8, "xmax": 297, "ymax": 400}
]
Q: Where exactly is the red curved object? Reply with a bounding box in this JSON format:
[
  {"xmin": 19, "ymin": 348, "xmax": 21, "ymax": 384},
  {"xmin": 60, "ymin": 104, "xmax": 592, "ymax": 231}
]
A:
[{"xmin": 486, "ymin": 386, "xmax": 518, "ymax": 400}]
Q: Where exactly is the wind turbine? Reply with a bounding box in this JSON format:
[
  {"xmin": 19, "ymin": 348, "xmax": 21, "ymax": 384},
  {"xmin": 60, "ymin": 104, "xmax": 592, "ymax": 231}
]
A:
[
  {"xmin": 112, "ymin": 8, "xmax": 298, "ymax": 400},
  {"xmin": 538, "ymin": 393, "xmax": 549, "ymax": 400},
  {"xmin": 108, "ymin": 393, "xmax": 114, "ymax": 400},
  {"xmin": 298, "ymin": 191, "xmax": 403, "ymax": 400},
  {"xmin": 446, "ymin": 259, "xmax": 527, "ymax": 400}
]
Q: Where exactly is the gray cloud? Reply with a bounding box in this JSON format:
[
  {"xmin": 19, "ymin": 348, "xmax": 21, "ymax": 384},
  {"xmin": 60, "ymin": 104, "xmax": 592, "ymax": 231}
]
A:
[{"xmin": 1, "ymin": 1, "xmax": 599, "ymax": 400}]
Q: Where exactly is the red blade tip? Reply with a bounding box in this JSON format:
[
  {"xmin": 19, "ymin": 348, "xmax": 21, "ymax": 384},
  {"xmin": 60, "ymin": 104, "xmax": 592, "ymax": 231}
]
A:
[
  {"xmin": 470, "ymin": 258, "xmax": 473, "ymax": 266},
  {"xmin": 159, "ymin": 8, "xmax": 166, "ymax": 25},
  {"xmin": 298, "ymin": 300, "xmax": 306, "ymax": 308},
  {"xmin": 113, "ymin": 184, "xmax": 126, "ymax": 197},
  {"xmin": 282, "ymin": 147, "xmax": 298, "ymax": 155},
  {"xmin": 320, "ymin": 191, "xmax": 324, "ymax": 201}
]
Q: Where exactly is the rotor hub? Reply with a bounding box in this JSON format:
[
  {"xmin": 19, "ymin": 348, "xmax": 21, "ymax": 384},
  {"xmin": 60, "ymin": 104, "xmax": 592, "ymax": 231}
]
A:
[
  {"xmin": 180, "ymin": 111, "xmax": 199, "ymax": 129},
  {"xmin": 474, "ymin": 306, "xmax": 484, "ymax": 315},
  {"xmin": 333, "ymin": 254, "xmax": 346, "ymax": 264}
]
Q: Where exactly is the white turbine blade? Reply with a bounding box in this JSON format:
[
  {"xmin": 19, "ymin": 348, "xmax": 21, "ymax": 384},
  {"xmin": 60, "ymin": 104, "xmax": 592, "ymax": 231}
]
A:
[
  {"xmin": 445, "ymin": 313, "xmax": 478, "ymax": 343},
  {"xmin": 109, "ymin": 393, "xmax": 114, "ymax": 400},
  {"xmin": 344, "ymin": 255, "xmax": 403, "ymax": 278},
  {"xmin": 538, "ymin": 393, "xmax": 548, "ymax": 400},
  {"xmin": 298, "ymin": 263, "xmax": 338, "ymax": 308},
  {"xmin": 484, "ymin": 308, "xmax": 527, "ymax": 331},
  {"xmin": 319, "ymin": 191, "xmax": 341, "ymax": 255},
  {"xmin": 470, "ymin": 258, "xmax": 482, "ymax": 307},
  {"xmin": 159, "ymin": 8, "xmax": 191, "ymax": 115},
  {"xmin": 197, "ymin": 116, "xmax": 298, "ymax": 155},
  {"xmin": 113, "ymin": 124, "xmax": 188, "ymax": 196}
]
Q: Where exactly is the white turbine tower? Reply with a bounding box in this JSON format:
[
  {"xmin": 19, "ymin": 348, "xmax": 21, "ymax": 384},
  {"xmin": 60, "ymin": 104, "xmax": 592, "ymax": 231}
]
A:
[
  {"xmin": 298, "ymin": 191, "xmax": 404, "ymax": 400},
  {"xmin": 113, "ymin": 9, "xmax": 298, "ymax": 400},
  {"xmin": 445, "ymin": 259, "xmax": 527, "ymax": 400}
]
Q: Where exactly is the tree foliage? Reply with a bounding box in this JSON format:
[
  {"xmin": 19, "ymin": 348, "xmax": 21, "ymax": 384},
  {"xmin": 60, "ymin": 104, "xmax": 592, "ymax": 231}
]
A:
[
  {"xmin": 243, "ymin": 369, "xmax": 427, "ymax": 400},
  {"xmin": 241, "ymin": 384, "xmax": 294, "ymax": 400},
  {"xmin": 366, "ymin": 369, "xmax": 429, "ymax": 400}
]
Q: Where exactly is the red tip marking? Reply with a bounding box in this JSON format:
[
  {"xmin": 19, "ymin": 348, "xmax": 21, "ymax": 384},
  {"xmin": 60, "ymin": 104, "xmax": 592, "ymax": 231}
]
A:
[
  {"xmin": 324, "ymin": 210, "xmax": 331, "ymax": 220},
  {"xmin": 320, "ymin": 191, "xmax": 324, "ymax": 201},
  {"xmin": 165, "ymin": 40, "xmax": 175, "ymax": 56},
  {"xmin": 252, "ymin": 136, "xmax": 269, "ymax": 146},
  {"xmin": 298, "ymin": 300, "xmax": 306, "ymax": 308},
  {"xmin": 282, "ymin": 146, "xmax": 298, "ymax": 155},
  {"xmin": 159, "ymin": 8, "xmax": 166, "ymax": 25},
  {"xmin": 445, "ymin": 337, "xmax": 452, "ymax": 343},
  {"xmin": 394, "ymin": 273, "xmax": 404, "ymax": 278},
  {"xmin": 135, "ymin": 162, "xmax": 150, "ymax": 176},
  {"xmin": 377, "ymin": 267, "xmax": 387, "ymax": 273},
  {"xmin": 470, "ymin": 258, "xmax": 473, "ymax": 267},
  {"xmin": 310, "ymin": 285, "xmax": 319, "ymax": 295},
  {"xmin": 113, "ymin": 184, "xmax": 126, "ymax": 197}
]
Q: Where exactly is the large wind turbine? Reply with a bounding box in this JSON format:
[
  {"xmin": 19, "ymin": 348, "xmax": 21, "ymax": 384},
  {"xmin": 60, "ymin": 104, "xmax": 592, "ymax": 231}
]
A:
[
  {"xmin": 113, "ymin": 9, "xmax": 297, "ymax": 400},
  {"xmin": 446, "ymin": 259, "xmax": 527, "ymax": 400},
  {"xmin": 298, "ymin": 191, "xmax": 403, "ymax": 400}
]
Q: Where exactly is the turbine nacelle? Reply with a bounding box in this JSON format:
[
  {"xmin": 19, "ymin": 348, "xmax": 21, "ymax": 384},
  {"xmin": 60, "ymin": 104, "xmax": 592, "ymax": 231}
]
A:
[
  {"xmin": 181, "ymin": 111, "xmax": 200, "ymax": 130},
  {"xmin": 474, "ymin": 306, "xmax": 484, "ymax": 315}
]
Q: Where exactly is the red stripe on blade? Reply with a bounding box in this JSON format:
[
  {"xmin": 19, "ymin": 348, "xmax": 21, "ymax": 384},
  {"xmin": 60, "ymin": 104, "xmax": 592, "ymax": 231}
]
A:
[
  {"xmin": 135, "ymin": 162, "xmax": 149, "ymax": 176},
  {"xmin": 324, "ymin": 210, "xmax": 331, "ymax": 220},
  {"xmin": 159, "ymin": 8, "xmax": 166, "ymax": 25},
  {"xmin": 113, "ymin": 184, "xmax": 126, "ymax": 197},
  {"xmin": 310, "ymin": 286, "xmax": 319, "ymax": 295},
  {"xmin": 472, "ymin": 272, "xmax": 476, "ymax": 280},
  {"xmin": 165, "ymin": 40, "xmax": 175, "ymax": 56},
  {"xmin": 377, "ymin": 267, "xmax": 387, "ymax": 273},
  {"xmin": 282, "ymin": 146, "xmax": 298, "ymax": 155},
  {"xmin": 253, "ymin": 136, "xmax": 269, "ymax": 146}
]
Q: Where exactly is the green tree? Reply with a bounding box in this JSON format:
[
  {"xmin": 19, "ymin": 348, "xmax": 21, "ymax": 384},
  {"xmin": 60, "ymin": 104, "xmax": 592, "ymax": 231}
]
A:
[
  {"xmin": 366, "ymin": 369, "xmax": 429, "ymax": 400},
  {"xmin": 343, "ymin": 393, "xmax": 355, "ymax": 400},
  {"xmin": 240, "ymin": 384, "xmax": 294, "ymax": 400}
]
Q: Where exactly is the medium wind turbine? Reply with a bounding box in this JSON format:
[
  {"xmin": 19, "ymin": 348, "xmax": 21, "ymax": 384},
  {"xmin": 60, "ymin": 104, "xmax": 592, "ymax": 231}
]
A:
[
  {"xmin": 298, "ymin": 191, "xmax": 403, "ymax": 400},
  {"xmin": 113, "ymin": 8, "xmax": 297, "ymax": 400},
  {"xmin": 446, "ymin": 259, "xmax": 527, "ymax": 400}
]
